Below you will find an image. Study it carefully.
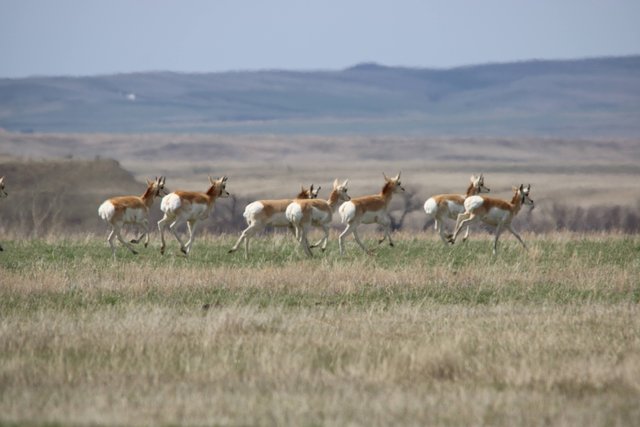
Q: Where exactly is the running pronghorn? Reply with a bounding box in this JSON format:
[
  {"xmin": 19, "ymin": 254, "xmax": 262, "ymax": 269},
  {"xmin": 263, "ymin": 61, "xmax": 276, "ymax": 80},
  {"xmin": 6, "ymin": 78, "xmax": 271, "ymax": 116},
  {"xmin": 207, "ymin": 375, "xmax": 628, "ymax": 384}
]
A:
[
  {"xmin": 286, "ymin": 179, "xmax": 350, "ymax": 257},
  {"xmin": 338, "ymin": 173, "xmax": 405, "ymax": 255},
  {"xmin": 158, "ymin": 176, "xmax": 229, "ymax": 256},
  {"xmin": 424, "ymin": 174, "xmax": 490, "ymax": 244},
  {"xmin": 98, "ymin": 176, "xmax": 167, "ymax": 258},
  {"xmin": 228, "ymin": 184, "xmax": 321, "ymax": 259},
  {"xmin": 0, "ymin": 176, "xmax": 7, "ymax": 251},
  {"xmin": 449, "ymin": 184, "xmax": 534, "ymax": 255}
]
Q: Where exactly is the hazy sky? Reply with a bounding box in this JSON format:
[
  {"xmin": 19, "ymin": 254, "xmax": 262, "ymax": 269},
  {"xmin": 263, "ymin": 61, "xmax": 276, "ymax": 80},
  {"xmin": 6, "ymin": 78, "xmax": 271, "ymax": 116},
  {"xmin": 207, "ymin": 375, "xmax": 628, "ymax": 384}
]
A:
[{"xmin": 1, "ymin": 0, "xmax": 639, "ymax": 77}]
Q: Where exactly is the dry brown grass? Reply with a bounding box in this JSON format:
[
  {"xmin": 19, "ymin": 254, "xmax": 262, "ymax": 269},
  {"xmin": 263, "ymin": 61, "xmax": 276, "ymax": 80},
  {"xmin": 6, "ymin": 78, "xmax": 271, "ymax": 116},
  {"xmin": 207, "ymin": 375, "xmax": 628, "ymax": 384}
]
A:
[{"xmin": 1, "ymin": 233, "xmax": 639, "ymax": 425}]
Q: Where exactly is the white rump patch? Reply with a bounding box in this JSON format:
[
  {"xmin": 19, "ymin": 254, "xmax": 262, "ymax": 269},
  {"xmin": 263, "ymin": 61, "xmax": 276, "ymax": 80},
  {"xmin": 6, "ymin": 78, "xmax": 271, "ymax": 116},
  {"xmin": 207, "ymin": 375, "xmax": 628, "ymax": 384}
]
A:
[
  {"xmin": 423, "ymin": 198, "xmax": 438, "ymax": 217},
  {"xmin": 98, "ymin": 201, "xmax": 115, "ymax": 221},
  {"xmin": 161, "ymin": 193, "xmax": 182, "ymax": 214},
  {"xmin": 339, "ymin": 201, "xmax": 357, "ymax": 223},
  {"xmin": 464, "ymin": 195, "xmax": 485, "ymax": 211},
  {"xmin": 243, "ymin": 201, "xmax": 264, "ymax": 221},
  {"xmin": 285, "ymin": 202, "xmax": 303, "ymax": 224}
]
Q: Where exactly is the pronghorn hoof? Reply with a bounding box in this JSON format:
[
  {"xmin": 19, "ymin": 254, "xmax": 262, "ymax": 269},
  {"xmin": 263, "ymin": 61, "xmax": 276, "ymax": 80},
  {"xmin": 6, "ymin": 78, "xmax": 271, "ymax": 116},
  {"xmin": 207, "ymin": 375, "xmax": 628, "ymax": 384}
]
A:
[
  {"xmin": 228, "ymin": 249, "xmax": 234, "ymax": 254},
  {"xmin": 130, "ymin": 239, "xmax": 138, "ymax": 244},
  {"xmin": 160, "ymin": 248, "xmax": 165, "ymax": 255},
  {"xmin": 180, "ymin": 247, "xmax": 188, "ymax": 255},
  {"xmin": 389, "ymin": 242, "xmax": 394, "ymax": 247},
  {"xmin": 132, "ymin": 250, "xmax": 139, "ymax": 255},
  {"xmin": 144, "ymin": 243, "xmax": 148, "ymax": 248}
]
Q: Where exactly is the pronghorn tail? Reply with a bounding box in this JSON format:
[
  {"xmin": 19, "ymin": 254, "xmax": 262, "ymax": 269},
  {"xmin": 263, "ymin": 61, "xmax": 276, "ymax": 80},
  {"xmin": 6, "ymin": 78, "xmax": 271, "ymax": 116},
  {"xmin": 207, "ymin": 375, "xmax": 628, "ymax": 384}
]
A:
[
  {"xmin": 424, "ymin": 197, "xmax": 438, "ymax": 218},
  {"xmin": 161, "ymin": 193, "xmax": 182, "ymax": 214},
  {"xmin": 98, "ymin": 201, "xmax": 115, "ymax": 222},
  {"xmin": 338, "ymin": 201, "xmax": 356, "ymax": 224},
  {"xmin": 285, "ymin": 202, "xmax": 303, "ymax": 225},
  {"xmin": 243, "ymin": 201, "xmax": 263, "ymax": 222}
]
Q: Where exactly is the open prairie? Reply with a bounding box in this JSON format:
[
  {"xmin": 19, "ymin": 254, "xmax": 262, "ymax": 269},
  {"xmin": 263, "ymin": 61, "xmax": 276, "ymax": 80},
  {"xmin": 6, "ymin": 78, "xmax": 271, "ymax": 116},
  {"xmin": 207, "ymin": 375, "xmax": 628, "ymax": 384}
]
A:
[
  {"xmin": 1, "ymin": 130, "xmax": 640, "ymax": 425},
  {"xmin": 1, "ymin": 233, "xmax": 639, "ymax": 426},
  {"xmin": 2, "ymin": 131, "xmax": 640, "ymax": 234}
]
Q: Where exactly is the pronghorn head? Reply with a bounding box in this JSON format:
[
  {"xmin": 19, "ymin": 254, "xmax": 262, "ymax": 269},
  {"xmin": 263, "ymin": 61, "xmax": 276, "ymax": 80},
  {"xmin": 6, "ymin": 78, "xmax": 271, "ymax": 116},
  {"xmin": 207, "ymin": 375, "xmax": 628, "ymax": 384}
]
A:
[
  {"xmin": 0, "ymin": 176, "xmax": 6, "ymax": 199},
  {"xmin": 310, "ymin": 184, "xmax": 321, "ymax": 199},
  {"xmin": 383, "ymin": 172, "xmax": 405, "ymax": 194},
  {"xmin": 209, "ymin": 175, "xmax": 230, "ymax": 198},
  {"xmin": 147, "ymin": 176, "xmax": 167, "ymax": 198},
  {"xmin": 514, "ymin": 184, "xmax": 534, "ymax": 209},
  {"xmin": 471, "ymin": 174, "xmax": 490, "ymax": 193},
  {"xmin": 297, "ymin": 184, "xmax": 321, "ymax": 199},
  {"xmin": 332, "ymin": 178, "xmax": 351, "ymax": 201}
]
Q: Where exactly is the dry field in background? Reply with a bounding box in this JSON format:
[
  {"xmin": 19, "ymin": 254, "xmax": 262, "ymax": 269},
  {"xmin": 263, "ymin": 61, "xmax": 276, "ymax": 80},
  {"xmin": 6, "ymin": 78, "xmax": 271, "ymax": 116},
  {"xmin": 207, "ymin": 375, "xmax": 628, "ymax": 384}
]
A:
[
  {"xmin": 2, "ymin": 131, "xmax": 639, "ymax": 234},
  {"xmin": 3, "ymin": 131, "xmax": 639, "ymax": 205},
  {"xmin": 1, "ymin": 233, "xmax": 639, "ymax": 426}
]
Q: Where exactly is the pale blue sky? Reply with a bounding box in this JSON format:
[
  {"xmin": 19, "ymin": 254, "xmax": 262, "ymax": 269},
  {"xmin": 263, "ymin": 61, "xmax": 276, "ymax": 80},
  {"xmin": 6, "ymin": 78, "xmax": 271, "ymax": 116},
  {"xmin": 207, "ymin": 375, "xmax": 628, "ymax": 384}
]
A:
[{"xmin": 1, "ymin": 0, "xmax": 638, "ymax": 77}]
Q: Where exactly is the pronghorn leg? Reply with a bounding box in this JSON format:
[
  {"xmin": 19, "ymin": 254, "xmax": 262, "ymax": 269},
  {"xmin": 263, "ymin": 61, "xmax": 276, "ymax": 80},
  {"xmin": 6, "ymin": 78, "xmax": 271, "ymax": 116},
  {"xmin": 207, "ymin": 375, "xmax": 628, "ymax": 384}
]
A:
[
  {"xmin": 184, "ymin": 220, "xmax": 198, "ymax": 255},
  {"xmin": 462, "ymin": 226, "xmax": 471, "ymax": 242},
  {"xmin": 0, "ymin": 243, "xmax": 3, "ymax": 251},
  {"xmin": 157, "ymin": 215, "xmax": 171, "ymax": 255},
  {"xmin": 131, "ymin": 220, "xmax": 150, "ymax": 247},
  {"xmin": 436, "ymin": 216, "xmax": 450, "ymax": 244},
  {"xmin": 107, "ymin": 228, "xmax": 117, "ymax": 258},
  {"xmin": 377, "ymin": 215, "xmax": 394, "ymax": 247},
  {"xmin": 229, "ymin": 222, "xmax": 261, "ymax": 259},
  {"xmin": 450, "ymin": 213, "xmax": 474, "ymax": 244},
  {"xmin": 449, "ymin": 212, "xmax": 471, "ymax": 243},
  {"xmin": 320, "ymin": 225, "xmax": 330, "ymax": 251},
  {"xmin": 338, "ymin": 223, "xmax": 355, "ymax": 256},
  {"xmin": 299, "ymin": 226, "xmax": 313, "ymax": 258},
  {"xmin": 507, "ymin": 224, "xmax": 527, "ymax": 250},
  {"xmin": 493, "ymin": 224, "xmax": 505, "ymax": 255},
  {"xmin": 310, "ymin": 225, "xmax": 329, "ymax": 251},
  {"xmin": 353, "ymin": 228, "xmax": 371, "ymax": 254},
  {"xmin": 229, "ymin": 223, "xmax": 250, "ymax": 253},
  {"xmin": 168, "ymin": 218, "xmax": 187, "ymax": 254},
  {"xmin": 114, "ymin": 224, "xmax": 138, "ymax": 255}
]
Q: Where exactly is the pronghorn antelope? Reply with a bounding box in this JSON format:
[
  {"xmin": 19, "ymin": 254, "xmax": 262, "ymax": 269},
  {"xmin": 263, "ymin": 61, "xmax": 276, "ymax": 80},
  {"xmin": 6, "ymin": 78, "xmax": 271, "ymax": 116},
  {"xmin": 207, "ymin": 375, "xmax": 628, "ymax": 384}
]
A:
[
  {"xmin": 0, "ymin": 176, "xmax": 7, "ymax": 251},
  {"xmin": 158, "ymin": 176, "xmax": 229, "ymax": 256},
  {"xmin": 424, "ymin": 174, "xmax": 490, "ymax": 244},
  {"xmin": 449, "ymin": 184, "xmax": 534, "ymax": 255},
  {"xmin": 338, "ymin": 172, "xmax": 405, "ymax": 255},
  {"xmin": 98, "ymin": 176, "xmax": 167, "ymax": 258},
  {"xmin": 228, "ymin": 184, "xmax": 321, "ymax": 258},
  {"xmin": 286, "ymin": 179, "xmax": 350, "ymax": 257}
]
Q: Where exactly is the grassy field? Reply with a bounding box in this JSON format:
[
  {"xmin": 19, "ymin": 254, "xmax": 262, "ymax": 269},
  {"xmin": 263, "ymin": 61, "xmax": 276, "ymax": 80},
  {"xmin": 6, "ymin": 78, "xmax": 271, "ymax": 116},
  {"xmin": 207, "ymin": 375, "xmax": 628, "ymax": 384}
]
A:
[{"xmin": 1, "ymin": 232, "xmax": 639, "ymax": 426}]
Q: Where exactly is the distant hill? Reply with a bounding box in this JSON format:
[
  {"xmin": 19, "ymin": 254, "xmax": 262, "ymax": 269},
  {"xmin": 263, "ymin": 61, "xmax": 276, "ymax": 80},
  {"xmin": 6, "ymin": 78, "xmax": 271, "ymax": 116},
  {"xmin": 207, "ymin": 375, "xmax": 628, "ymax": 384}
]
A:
[{"xmin": 1, "ymin": 56, "xmax": 639, "ymax": 137}]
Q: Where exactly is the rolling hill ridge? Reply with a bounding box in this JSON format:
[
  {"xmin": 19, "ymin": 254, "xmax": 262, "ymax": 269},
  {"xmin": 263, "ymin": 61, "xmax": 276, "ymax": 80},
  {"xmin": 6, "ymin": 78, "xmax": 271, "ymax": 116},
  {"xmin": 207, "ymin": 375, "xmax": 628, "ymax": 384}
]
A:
[{"xmin": 1, "ymin": 56, "xmax": 638, "ymax": 136}]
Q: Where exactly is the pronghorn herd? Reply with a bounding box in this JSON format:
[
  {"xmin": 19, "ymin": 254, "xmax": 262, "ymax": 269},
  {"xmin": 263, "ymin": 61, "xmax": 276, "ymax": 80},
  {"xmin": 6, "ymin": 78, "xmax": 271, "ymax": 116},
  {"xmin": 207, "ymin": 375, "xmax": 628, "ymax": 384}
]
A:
[{"xmin": 0, "ymin": 173, "xmax": 535, "ymax": 257}]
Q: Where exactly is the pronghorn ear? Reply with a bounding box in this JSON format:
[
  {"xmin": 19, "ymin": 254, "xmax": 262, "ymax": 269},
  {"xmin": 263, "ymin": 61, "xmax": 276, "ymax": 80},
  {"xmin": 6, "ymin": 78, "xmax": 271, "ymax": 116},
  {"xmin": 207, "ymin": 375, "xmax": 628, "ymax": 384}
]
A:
[
  {"xmin": 221, "ymin": 175, "xmax": 228, "ymax": 183},
  {"xmin": 342, "ymin": 179, "xmax": 349, "ymax": 188},
  {"xmin": 333, "ymin": 178, "xmax": 339, "ymax": 189},
  {"xmin": 383, "ymin": 172, "xmax": 390, "ymax": 182},
  {"xmin": 519, "ymin": 184, "xmax": 524, "ymax": 192},
  {"xmin": 512, "ymin": 186, "xmax": 518, "ymax": 192},
  {"xmin": 396, "ymin": 171, "xmax": 401, "ymax": 181},
  {"xmin": 208, "ymin": 175, "xmax": 215, "ymax": 184},
  {"xmin": 146, "ymin": 178, "xmax": 153, "ymax": 185}
]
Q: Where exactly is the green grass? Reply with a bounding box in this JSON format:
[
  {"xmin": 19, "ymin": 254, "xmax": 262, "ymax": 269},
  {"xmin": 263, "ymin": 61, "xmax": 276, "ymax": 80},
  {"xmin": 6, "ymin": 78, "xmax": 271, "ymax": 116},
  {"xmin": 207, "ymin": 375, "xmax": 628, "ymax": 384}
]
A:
[
  {"xmin": 1, "ymin": 233, "xmax": 639, "ymax": 311},
  {"xmin": 1, "ymin": 233, "xmax": 639, "ymax": 426}
]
